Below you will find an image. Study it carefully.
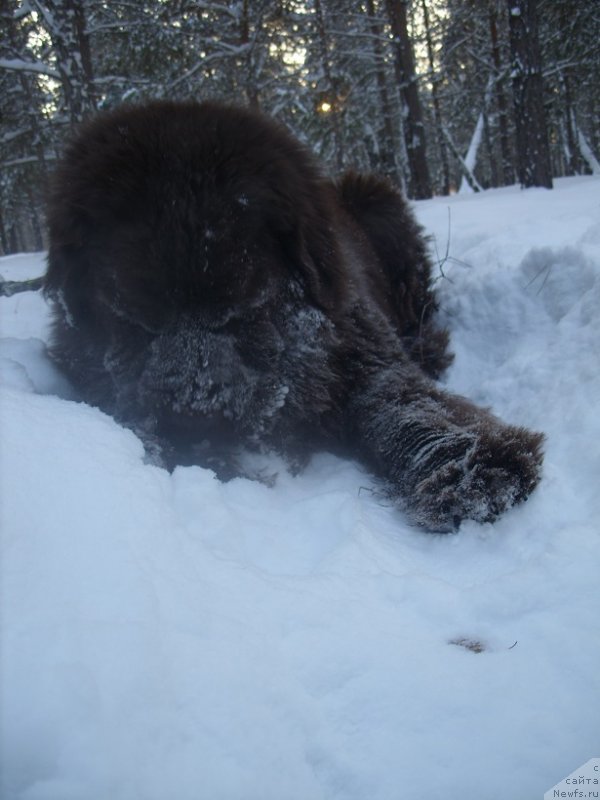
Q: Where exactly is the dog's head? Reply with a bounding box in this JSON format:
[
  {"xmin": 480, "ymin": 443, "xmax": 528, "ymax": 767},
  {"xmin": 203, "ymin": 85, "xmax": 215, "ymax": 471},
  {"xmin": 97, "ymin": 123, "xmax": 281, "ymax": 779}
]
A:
[
  {"xmin": 45, "ymin": 101, "xmax": 341, "ymax": 438},
  {"xmin": 46, "ymin": 101, "xmax": 344, "ymax": 325}
]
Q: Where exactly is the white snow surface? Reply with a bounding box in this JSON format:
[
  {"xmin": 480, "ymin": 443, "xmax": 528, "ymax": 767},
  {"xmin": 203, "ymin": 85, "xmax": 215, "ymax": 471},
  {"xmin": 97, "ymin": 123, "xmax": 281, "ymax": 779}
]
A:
[{"xmin": 1, "ymin": 177, "xmax": 599, "ymax": 800}]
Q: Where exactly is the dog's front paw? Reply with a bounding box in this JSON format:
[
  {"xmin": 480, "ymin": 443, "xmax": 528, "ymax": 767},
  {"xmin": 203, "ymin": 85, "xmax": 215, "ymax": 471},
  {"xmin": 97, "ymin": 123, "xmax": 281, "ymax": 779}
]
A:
[{"xmin": 406, "ymin": 425, "xmax": 544, "ymax": 531}]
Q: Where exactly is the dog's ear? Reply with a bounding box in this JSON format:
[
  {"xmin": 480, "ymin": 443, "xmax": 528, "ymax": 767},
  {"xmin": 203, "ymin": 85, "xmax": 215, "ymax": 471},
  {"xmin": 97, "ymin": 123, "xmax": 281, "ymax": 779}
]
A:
[
  {"xmin": 44, "ymin": 190, "xmax": 93, "ymax": 324},
  {"xmin": 337, "ymin": 171, "xmax": 432, "ymax": 323},
  {"xmin": 270, "ymin": 180, "xmax": 346, "ymax": 313},
  {"xmin": 295, "ymin": 225, "xmax": 344, "ymax": 312}
]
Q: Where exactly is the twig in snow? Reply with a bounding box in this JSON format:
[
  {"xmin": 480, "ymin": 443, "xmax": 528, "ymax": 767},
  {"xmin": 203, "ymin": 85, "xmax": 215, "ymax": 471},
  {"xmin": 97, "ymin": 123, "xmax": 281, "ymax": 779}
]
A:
[{"xmin": 0, "ymin": 276, "xmax": 44, "ymax": 297}]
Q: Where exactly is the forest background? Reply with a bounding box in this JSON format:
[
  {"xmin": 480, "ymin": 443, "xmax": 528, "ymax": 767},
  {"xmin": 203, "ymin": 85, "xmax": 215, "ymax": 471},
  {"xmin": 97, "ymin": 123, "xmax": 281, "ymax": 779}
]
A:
[{"xmin": 1, "ymin": 0, "xmax": 599, "ymax": 255}]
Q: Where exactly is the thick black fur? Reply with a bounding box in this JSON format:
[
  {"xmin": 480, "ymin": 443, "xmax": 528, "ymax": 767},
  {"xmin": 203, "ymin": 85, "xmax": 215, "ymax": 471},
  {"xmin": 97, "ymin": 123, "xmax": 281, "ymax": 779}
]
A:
[{"xmin": 45, "ymin": 100, "xmax": 543, "ymax": 531}]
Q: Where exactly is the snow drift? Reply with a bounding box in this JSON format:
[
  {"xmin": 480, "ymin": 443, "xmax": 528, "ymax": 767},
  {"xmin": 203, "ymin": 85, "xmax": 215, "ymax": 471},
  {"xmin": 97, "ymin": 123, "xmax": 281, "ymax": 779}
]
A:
[{"xmin": 1, "ymin": 176, "xmax": 599, "ymax": 800}]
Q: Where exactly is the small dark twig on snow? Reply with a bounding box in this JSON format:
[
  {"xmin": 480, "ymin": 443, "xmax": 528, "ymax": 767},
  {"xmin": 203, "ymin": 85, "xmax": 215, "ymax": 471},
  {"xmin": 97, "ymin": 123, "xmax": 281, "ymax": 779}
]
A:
[{"xmin": 0, "ymin": 276, "xmax": 44, "ymax": 297}]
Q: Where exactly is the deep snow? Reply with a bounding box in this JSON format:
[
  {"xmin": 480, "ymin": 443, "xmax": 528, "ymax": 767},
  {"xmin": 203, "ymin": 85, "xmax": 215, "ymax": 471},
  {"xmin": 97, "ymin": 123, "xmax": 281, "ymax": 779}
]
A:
[{"xmin": 1, "ymin": 176, "xmax": 599, "ymax": 800}]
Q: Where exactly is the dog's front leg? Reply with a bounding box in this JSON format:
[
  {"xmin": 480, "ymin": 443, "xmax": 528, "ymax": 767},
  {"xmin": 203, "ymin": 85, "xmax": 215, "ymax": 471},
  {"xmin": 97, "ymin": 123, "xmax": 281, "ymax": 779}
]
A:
[{"xmin": 350, "ymin": 365, "xmax": 544, "ymax": 531}]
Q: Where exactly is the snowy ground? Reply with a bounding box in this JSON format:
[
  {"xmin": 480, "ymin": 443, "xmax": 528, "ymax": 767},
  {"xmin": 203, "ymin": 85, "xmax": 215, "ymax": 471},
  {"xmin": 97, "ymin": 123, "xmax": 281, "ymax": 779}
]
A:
[{"xmin": 1, "ymin": 176, "xmax": 599, "ymax": 800}]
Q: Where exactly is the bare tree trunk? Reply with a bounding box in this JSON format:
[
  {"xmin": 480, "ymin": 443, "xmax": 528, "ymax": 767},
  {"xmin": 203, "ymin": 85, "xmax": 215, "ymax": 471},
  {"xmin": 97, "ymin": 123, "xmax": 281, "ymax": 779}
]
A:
[
  {"xmin": 507, "ymin": 0, "xmax": 553, "ymax": 189},
  {"xmin": 2, "ymin": 0, "xmax": 50, "ymax": 252},
  {"xmin": 8, "ymin": 218, "xmax": 19, "ymax": 254},
  {"xmin": 385, "ymin": 0, "xmax": 431, "ymax": 199},
  {"xmin": 4, "ymin": 6, "xmax": 50, "ymax": 186},
  {"xmin": 0, "ymin": 205, "xmax": 9, "ymax": 256},
  {"xmin": 420, "ymin": 0, "xmax": 449, "ymax": 195},
  {"xmin": 457, "ymin": 75, "xmax": 495, "ymax": 193},
  {"xmin": 365, "ymin": 0, "xmax": 401, "ymax": 185},
  {"xmin": 561, "ymin": 71, "xmax": 584, "ymax": 176},
  {"xmin": 442, "ymin": 126, "xmax": 483, "ymax": 193},
  {"xmin": 483, "ymin": 109, "xmax": 498, "ymax": 188},
  {"xmin": 32, "ymin": 0, "xmax": 96, "ymax": 125},
  {"xmin": 314, "ymin": 0, "xmax": 344, "ymax": 171},
  {"xmin": 241, "ymin": 0, "xmax": 260, "ymax": 109},
  {"xmin": 25, "ymin": 184, "xmax": 44, "ymax": 250},
  {"xmin": 576, "ymin": 125, "xmax": 600, "ymax": 175},
  {"xmin": 489, "ymin": 4, "xmax": 514, "ymax": 185},
  {"xmin": 589, "ymin": 96, "xmax": 599, "ymax": 157}
]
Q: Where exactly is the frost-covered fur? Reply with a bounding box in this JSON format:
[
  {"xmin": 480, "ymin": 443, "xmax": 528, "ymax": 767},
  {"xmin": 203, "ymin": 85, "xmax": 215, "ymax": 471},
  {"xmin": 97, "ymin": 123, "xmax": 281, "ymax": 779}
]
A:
[{"xmin": 45, "ymin": 100, "xmax": 543, "ymax": 531}]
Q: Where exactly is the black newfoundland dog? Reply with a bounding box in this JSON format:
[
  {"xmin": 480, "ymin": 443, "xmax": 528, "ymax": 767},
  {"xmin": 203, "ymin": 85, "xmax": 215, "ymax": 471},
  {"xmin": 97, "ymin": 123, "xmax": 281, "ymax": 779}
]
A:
[{"xmin": 45, "ymin": 100, "xmax": 543, "ymax": 531}]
